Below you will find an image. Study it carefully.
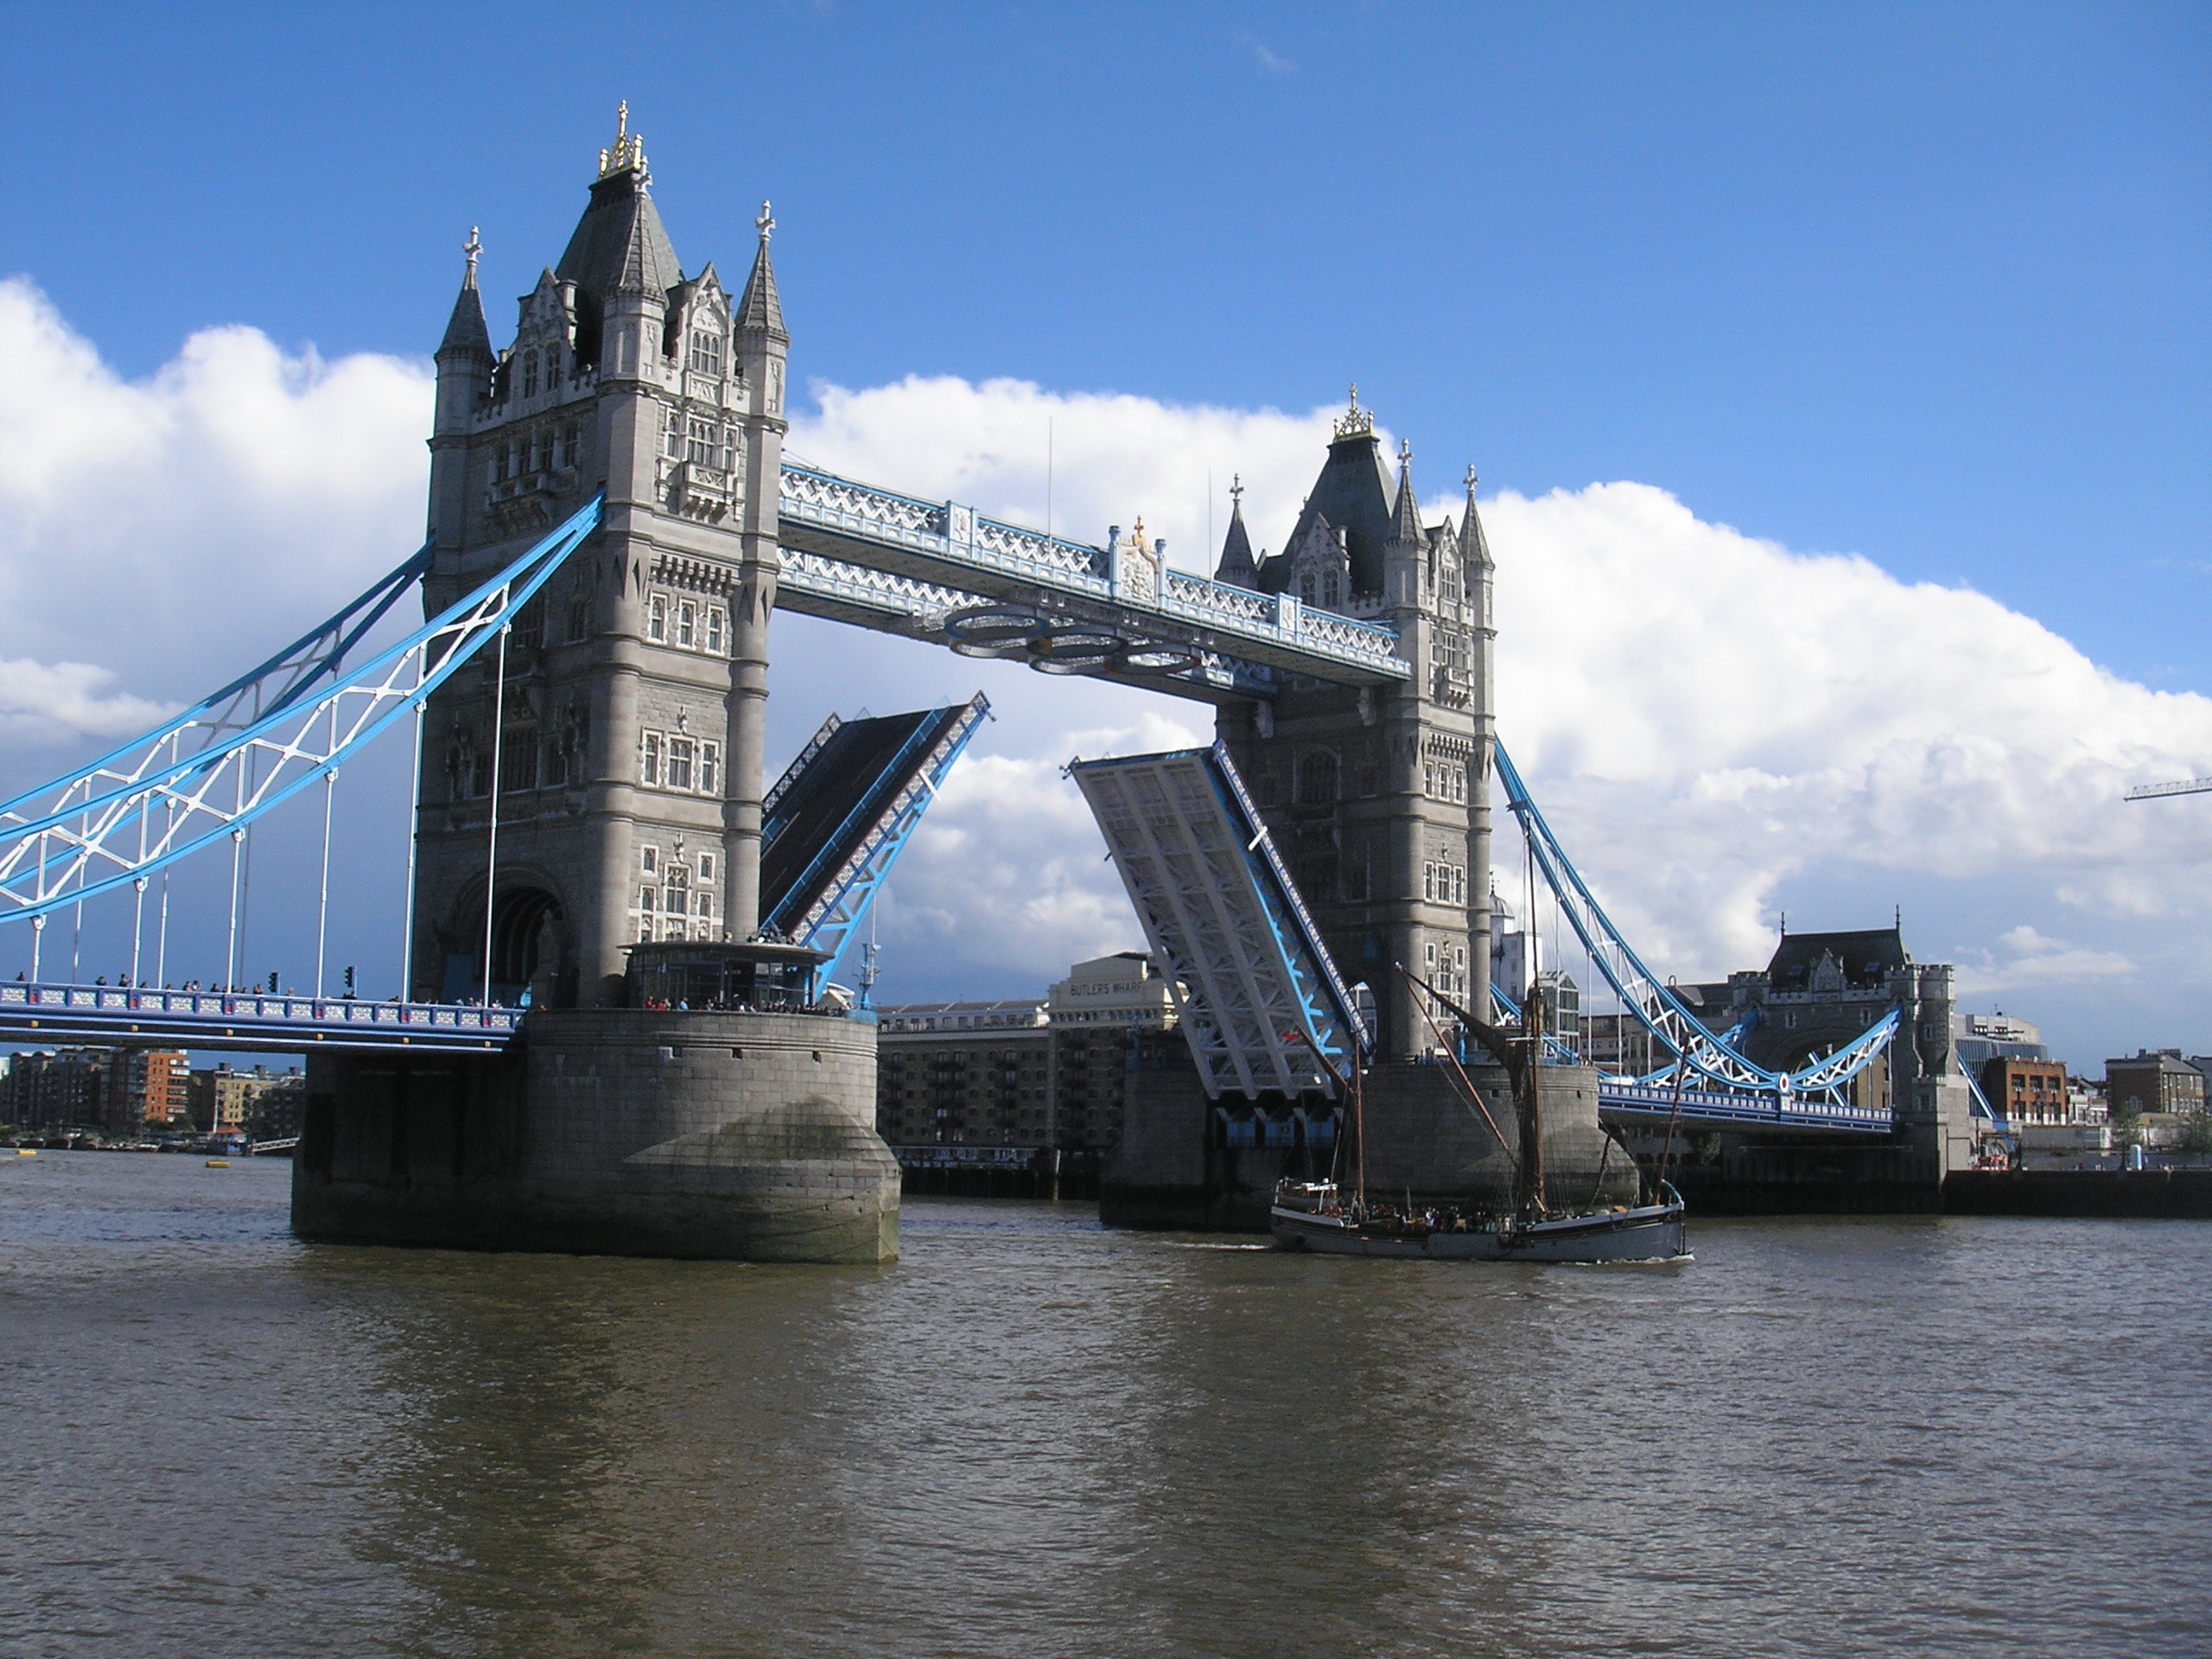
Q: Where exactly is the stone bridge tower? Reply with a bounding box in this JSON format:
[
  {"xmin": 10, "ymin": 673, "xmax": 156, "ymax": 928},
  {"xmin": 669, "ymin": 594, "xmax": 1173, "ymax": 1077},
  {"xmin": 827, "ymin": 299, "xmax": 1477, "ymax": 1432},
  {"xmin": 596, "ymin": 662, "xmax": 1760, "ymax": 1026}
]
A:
[
  {"xmin": 415, "ymin": 107, "xmax": 786, "ymax": 1005},
  {"xmin": 1213, "ymin": 395, "xmax": 1497, "ymax": 1062}
]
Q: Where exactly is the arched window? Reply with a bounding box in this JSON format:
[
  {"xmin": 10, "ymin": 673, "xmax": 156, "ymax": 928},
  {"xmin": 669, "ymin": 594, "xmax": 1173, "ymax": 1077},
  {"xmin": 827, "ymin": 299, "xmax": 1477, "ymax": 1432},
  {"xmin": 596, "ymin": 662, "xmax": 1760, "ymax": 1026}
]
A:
[{"xmin": 521, "ymin": 351, "xmax": 539, "ymax": 399}]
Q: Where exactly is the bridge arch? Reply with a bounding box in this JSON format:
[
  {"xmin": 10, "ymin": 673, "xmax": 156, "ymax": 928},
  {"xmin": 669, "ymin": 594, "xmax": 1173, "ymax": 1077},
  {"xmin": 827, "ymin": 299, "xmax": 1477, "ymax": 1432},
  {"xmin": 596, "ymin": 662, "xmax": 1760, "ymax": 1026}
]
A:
[{"xmin": 446, "ymin": 872, "xmax": 570, "ymax": 1007}]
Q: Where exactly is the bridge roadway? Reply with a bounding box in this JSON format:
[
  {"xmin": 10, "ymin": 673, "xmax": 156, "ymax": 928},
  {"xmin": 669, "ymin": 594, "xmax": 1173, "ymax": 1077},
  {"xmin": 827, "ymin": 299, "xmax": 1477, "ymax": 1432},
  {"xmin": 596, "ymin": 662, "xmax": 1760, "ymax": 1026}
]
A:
[
  {"xmin": 773, "ymin": 464, "xmax": 1411, "ymax": 702},
  {"xmin": 0, "ymin": 981, "xmax": 516, "ymax": 1056}
]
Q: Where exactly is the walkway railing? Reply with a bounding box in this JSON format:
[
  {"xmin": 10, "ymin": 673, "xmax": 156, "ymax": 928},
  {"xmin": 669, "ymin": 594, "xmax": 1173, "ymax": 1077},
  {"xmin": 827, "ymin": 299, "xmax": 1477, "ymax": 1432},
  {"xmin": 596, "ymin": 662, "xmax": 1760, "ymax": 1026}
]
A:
[{"xmin": 0, "ymin": 981, "xmax": 519, "ymax": 1053}]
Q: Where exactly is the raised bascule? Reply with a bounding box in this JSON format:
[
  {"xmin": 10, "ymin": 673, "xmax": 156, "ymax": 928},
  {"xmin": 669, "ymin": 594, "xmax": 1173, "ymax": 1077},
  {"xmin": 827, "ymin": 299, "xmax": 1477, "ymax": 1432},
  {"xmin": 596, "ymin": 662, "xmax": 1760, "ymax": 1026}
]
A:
[{"xmin": 0, "ymin": 107, "xmax": 1984, "ymax": 1255}]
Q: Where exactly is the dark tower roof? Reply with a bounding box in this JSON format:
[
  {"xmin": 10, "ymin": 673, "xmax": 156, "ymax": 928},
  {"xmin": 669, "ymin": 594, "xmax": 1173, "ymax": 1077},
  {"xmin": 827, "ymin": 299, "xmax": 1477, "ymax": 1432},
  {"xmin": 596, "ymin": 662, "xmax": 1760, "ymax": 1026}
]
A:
[
  {"xmin": 1766, "ymin": 927, "xmax": 1910, "ymax": 993},
  {"xmin": 1213, "ymin": 476, "xmax": 1258, "ymax": 588},
  {"xmin": 735, "ymin": 201, "xmax": 786, "ymax": 340},
  {"xmin": 1262, "ymin": 389, "xmax": 1397, "ymax": 594},
  {"xmin": 556, "ymin": 166, "xmax": 683, "ymax": 303}
]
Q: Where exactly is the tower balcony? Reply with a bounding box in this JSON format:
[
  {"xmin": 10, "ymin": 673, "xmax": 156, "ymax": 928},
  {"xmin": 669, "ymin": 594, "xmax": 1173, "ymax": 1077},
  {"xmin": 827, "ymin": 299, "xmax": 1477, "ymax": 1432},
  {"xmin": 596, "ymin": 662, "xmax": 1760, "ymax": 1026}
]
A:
[{"xmin": 664, "ymin": 459, "xmax": 734, "ymax": 524}]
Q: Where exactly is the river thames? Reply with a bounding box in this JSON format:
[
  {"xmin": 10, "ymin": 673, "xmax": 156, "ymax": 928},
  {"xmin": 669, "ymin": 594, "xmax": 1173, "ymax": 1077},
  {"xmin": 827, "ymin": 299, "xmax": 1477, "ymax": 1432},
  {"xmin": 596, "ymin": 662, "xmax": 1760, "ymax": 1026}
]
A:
[{"xmin": 2, "ymin": 1151, "xmax": 2206, "ymax": 1657}]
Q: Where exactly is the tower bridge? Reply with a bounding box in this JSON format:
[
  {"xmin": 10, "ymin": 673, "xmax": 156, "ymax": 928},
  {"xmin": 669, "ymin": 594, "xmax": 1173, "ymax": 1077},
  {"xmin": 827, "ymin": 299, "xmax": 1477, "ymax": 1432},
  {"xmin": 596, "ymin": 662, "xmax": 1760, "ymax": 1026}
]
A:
[{"xmin": 0, "ymin": 106, "xmax": 1958, "ymax": 1253}]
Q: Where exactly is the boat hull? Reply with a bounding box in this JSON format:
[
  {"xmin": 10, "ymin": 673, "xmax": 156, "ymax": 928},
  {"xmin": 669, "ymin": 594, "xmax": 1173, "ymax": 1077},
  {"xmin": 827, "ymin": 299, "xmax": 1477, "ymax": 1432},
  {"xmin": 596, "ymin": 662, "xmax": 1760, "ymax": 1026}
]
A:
[{"xmin": 1270, "ymin": 1198, "xmax": 1688, "ymax": 1264}]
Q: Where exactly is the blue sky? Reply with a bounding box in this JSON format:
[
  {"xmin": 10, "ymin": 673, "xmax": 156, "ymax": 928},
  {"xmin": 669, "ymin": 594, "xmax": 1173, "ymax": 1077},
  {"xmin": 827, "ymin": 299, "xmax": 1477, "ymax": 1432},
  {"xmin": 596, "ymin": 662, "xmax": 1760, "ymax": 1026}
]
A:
[
  {"xmin": 9, "ymin": 2, "xmax": 2205, "ymax": 688},
  {"xmin": 0, "ymin": 3, "xmax": 2204, "ymax": 1065}
]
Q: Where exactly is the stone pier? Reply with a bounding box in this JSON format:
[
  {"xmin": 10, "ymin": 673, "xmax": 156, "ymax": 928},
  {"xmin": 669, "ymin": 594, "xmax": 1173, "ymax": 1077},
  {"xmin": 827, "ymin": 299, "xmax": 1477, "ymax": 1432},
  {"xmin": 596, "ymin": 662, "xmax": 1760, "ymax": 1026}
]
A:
[{"xmin": 294, "ymin": 1007, "xmax": 896, "ymax": 1262}]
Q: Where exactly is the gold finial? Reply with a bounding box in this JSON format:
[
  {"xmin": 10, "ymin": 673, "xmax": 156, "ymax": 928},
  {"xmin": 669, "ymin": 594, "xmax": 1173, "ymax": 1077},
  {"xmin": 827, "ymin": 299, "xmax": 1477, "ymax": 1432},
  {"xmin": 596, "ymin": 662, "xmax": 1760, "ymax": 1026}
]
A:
[
  {"xmin": 756, "ymin": 200, "xmax": 775, "ymax": 242},
  {"xmin": 1332, "ymin": 381, "xmax": 1375, "ymax": 441},
  {"xmin": 462, "ymin": 226, "xmax": 481, "ymax": 289},
  {"xmin": 598, "ymin": 100, "xmax": 647, "ymax": 179},
  {"xmin": 1229, "ymin": 474, "xmax": 1243, "ymax": 509},
  {"xmin": 1465, "ymin": 463, "xmax": 1478, "ymax": 493},
  {"xmin": 1398, "ymin": 437, "xmax": 1413, "ymax": 468},
  {"xmin": 1131, "ymin": 515, "xmax": 1147, "ymax": 546}
]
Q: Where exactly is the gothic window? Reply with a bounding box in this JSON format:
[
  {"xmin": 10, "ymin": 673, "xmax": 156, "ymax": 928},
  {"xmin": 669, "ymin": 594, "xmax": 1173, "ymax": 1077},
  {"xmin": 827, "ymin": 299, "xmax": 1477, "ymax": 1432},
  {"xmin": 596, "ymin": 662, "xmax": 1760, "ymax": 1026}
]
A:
[
  {"xmin": 641, "ymin": 846, "xmax": 658, "ymax": 875},
  {"xmin": 689, "ymin": 330, "xmax": 723, "ymax": 376},
  {"xmin": 1294, "ymin": 748, "xmax": 1339, "ymax": 805},
  {"xmin": 1300, "ymin": 571, "xmax": 1317, "ymax": 604},
  {"xmin": 1323, "ymin": 571, "xmax": 1340, "ymax": 608},
  {"xmin": 664, "ymin": 408, "xmax": 683, "ymax": 459},
  {"xmin": 667, "ymin": 738, "xmax": 695, "ymax": 791},
  {"xmin": 648, "ymin": 594, "xmax": 668, "ymax": 642},
  {"xmin": 559, "ymin": 423, "xmax": 580, "ymax": 468},
  {"xmin": 639, "ymin": 886, "xmax": 656, "ymax": 912},
  {"xmin": 677, "ymin": 600, "xmax": 696, "ymax": 647},
  {"xmin": 1424, "ymin": 861, "xmax": 1436, "ymax": 902},
  {"xmin": 521, "ymin": 353, "xmax": 539, "ymax": 399},
  {"xmin": 706, "ymin": 607, "xmax": 725, "ymax": 654},
  {"xmin": 469, "ymin": 751, "xmax": 492, "ymax": 797},
  {"xmin": 505, "ymin": 731, "xmax": 537, "ymax": 791},
  {"xmin": 696, "ymin": 852, "xmax": 715, "ymax": 882},
  {"xmin": 513, "ymin": 598, "xmax": 543, "ymax": 651},
  {"xmin": 640, "ymin": 733, "xmax": 662, "ymax": 787},
  {"xmin": 687, "ymin": 418, "xmax": 719, "ymax": 466},
  {"xmin": 638, "ymin": 916, "xmax": 654, "ymax": 944},
  {"xmin": 542, "ymin": 733, "xmax": 567, "ymax": 788},
  {"xmin": 544, "ymin": 348, "xmax": 561, "ymax": 391},
  {"xmin": 507, "ymin": 439, "xmax": 521, "ymax": 479},
  {"xmin": 565, "ymin": 596, "xmax": 588, "ymax": 642},
  {"xmin": 700, "ymin": 741, "xmax": 719, "ymax": 795}
]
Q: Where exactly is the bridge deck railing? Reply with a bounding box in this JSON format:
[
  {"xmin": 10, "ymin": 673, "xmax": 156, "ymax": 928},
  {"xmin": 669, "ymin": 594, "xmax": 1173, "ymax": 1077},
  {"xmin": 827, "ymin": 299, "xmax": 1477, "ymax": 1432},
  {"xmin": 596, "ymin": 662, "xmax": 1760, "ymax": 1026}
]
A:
[{"xmin": 0, "ymin": 982, "xmax": 519, "ymax": 1037}]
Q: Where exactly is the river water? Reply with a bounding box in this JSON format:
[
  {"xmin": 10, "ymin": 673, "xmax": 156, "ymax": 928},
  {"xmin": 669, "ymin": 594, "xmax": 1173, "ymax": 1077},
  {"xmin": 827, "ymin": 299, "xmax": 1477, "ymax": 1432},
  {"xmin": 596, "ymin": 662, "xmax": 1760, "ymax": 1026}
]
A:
[{"xmin": 1, "ymin": 1152, "xmax": 2207, "ymax": 1658}]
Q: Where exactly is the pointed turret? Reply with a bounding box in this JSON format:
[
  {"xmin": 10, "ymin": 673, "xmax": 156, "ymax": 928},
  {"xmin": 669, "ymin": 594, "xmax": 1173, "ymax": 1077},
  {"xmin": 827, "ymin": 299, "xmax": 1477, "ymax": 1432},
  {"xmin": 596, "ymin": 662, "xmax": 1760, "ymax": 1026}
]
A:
[
  {"xmin": 1459, "ymin": 464, "xmax": 1493, "ymax": 569},
  {"xmin": 1213, "ymin": 475, "xmax": 1259, "ymax": 588},
  {"xmin": 1387, "ymin": 439, "xmax": 1426, "ymax": 549},
  {"xmin": 734, "ymin": 201, "xmax": 787, "ymax": 343},
  {"xmin": 436, "ymin": 227, "xmax": 494, "ymax": 369},
  {"xmin": 726, "ymin": 198, "xmax": 791, "ymax": 939}
]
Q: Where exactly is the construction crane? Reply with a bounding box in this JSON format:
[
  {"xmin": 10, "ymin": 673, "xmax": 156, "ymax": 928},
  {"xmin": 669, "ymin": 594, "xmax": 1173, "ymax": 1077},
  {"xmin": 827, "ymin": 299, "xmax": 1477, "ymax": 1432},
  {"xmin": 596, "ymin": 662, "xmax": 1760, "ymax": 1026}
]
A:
[{"xmin": 2127, "ymin": 777, "xmax": 2212, "ymax": 801}]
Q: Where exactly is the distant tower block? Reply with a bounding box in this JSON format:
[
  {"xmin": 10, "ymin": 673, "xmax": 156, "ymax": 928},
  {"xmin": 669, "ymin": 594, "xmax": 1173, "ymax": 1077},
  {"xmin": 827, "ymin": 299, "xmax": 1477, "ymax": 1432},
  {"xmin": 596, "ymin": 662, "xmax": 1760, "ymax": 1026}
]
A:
[
  {"xmin": 417, "ymin": 106, "xmax": 788, "ymax": 1006},
  {"xmin": 1215, "ymin": 397, "xmax": 1494, "ymax": 1061}
]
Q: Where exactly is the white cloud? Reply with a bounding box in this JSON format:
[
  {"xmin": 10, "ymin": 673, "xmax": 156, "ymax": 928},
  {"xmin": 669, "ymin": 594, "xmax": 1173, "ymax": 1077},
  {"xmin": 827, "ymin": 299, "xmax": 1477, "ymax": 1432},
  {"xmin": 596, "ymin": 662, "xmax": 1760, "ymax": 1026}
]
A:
[
  {"xmin": 0, "ymin": 287, "xmax": 2201, "ymax": 1058},
  {"xmin": 1955, "ymin": 925, "xmax": 2133, "ymax": 995},
  {"xmin": 0, "ymin": 658, "xmax": 173, "ymax": 747},
  {"xmin": 0, "ymin": 276, "xmax": 432, "ymax": 736}
]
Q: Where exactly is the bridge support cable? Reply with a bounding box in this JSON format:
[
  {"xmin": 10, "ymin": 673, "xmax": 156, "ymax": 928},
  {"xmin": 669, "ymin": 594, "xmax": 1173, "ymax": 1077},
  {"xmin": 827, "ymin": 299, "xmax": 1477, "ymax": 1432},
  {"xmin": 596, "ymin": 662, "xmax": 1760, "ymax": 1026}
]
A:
[
  {"xmin": 400, "ymin": 698, "xmax": 426, "ymax": 1001},
  {"xmin": 1494, "ymin": 741, "xmax": 1897, "ymax": 1119},
  {"xmin": 0, "ymin": 496, "xmax": 602, "ymax": 932},
  {"xmin": 480, "ymin": 622, "xmax": 512, "ymax": 1008}
]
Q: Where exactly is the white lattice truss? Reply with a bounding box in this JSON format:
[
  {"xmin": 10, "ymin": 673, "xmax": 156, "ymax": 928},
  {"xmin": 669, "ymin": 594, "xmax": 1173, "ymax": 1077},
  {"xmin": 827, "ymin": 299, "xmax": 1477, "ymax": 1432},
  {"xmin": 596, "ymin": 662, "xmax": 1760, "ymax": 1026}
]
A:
[
  {"xmin": 0, "ymin": 497, "xmax": 604, "ymax": 925},
  {"xmin": 1073, "ymin": 745, "xmax": 1362, "ymax": 1100}
]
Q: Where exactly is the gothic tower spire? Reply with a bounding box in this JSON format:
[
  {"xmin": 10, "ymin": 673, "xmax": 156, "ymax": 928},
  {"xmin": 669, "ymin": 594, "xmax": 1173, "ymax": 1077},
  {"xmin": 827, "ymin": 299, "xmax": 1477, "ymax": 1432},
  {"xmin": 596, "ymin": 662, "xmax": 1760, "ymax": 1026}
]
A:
[{"xmin": 1213, "ymin": 474, "xmax": 1259, "ymax": 588}]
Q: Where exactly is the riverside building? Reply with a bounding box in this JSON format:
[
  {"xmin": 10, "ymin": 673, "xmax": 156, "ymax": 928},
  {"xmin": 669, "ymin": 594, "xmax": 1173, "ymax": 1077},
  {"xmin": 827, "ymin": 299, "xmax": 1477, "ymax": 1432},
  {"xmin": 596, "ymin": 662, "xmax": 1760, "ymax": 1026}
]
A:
[{"xmin": 873, "ymin": 954, "xmax": 1180, "ymax": 1188}]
